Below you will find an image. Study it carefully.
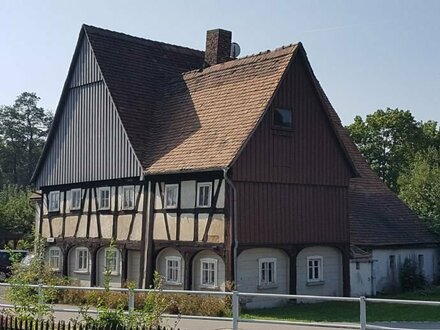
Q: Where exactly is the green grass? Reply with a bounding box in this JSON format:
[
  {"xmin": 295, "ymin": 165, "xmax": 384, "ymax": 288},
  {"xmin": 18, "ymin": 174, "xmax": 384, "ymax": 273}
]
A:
[{"xmin": 241, "ymin": 287, "xmax": 440, "ymax": 323}]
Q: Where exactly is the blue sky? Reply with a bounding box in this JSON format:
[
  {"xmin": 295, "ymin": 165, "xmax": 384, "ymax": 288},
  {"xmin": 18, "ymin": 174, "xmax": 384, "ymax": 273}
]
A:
[{"xmin": 1, "ymin": 0, "xmax": 439, "ymax": 125}]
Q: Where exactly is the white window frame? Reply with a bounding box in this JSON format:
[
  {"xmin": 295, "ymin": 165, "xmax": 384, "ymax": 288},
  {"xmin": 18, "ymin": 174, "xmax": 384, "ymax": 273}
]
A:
[
  {"xmin": 70, "ymin": 188, "xmax": 82, "ymax": 211},
  {"xmin": 307, "ymin": 256, "xmax": 323, "ymax": 283},
  {"xmin": 104, "ymin": 248, "xmax": 120, "ymax": 275},
  {"xmin": 48, "ymin": 247, "xmax": 61, "ymax": 271},
  {"xmin": 165, "ymin": 256, "xmax": 182, "ymax": 284},
  {"xmin": 98, "ymin": 187, "xmax": 111, "ymax": 210},
  {"xmin": 75, "ymin": 247, "xmax": 89, "ymax": 273},
  {"xmin": 48, "ymin": 191, "xmax": 60, "ymax": 212},
  {"xmin": 200, "ymin": 257, "xmax": 218, "ymax": 288},
  {"xmin": 258, "ymin": 258, "xmax": 277, "ymax": 287},
  {"xmin": 164, "ymin": 184, "xmax": 179, "ymax": 209},
  {"xmin": 197, "ymin": 182, "xmax": 212, "ymax": 208},
  {"xmin": 122, "ymin": 186, "xmax": 135, "ymax": 210}
]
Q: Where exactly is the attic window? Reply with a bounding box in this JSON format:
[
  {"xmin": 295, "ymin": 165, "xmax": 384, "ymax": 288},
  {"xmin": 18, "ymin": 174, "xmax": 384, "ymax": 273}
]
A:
[{"xmin": 273, "ymin": 108, "xmax": 293, "ymax": 129}]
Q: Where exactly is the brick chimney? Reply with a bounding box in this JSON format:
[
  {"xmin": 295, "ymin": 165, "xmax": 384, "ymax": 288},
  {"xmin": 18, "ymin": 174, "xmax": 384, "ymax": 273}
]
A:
[{"xmin": 205, "ymin": 29, "xmax": 232, "ymax": 66}]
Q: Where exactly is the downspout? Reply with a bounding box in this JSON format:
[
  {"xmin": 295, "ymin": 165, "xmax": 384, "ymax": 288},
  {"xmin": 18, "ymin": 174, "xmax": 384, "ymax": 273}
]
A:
[{"xmin": 223, "ymin": 168, "xmax": 238, "ymax": 287}]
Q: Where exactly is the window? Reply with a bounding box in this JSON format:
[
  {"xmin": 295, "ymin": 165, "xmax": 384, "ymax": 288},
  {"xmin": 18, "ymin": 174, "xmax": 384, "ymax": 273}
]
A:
[
  {"xmin": 98, "ymin": 187, "xmax": 111, "ymax": 210},
  {"xmin": 201, "ymin": 258, "xmax": 218, "ymax": 287},
  {"xmin": 164, "ymin": 184, "xmax": 178, "ymax": 209},
  {"xmin": 307, "ymin": 256, "xmax": 323, "ymax": 282},
  {"xmin": 197, "ymin": 182, "xmax": 212, "ymax": 208},
  {"xmin": 165, "ymin": 256, "xmax": 181, "ymax": 284},
  {"xmin": 48, "ymin": 191, "xmax": 60, "ymax": 212},
  {"xmin": 105, "ymin": 248, "xmax": 119, "ymax": 275},
  {"xmin": 258, "ymin": 258, "xmax": 277, "ymax": 287},
  {"xmin": 418, "ymin": 254, "xmax": 424, "ymax": 270},
  {"xmin": 75, "ymin": 248, "xmax": 89, "ymax": 272},
  {"xmin": 273, "ymin": 108, "xmax": 293, "ymax": 129},
  {"xmin": 122, "ymin": 186, "xmax": 135, "ymax": 210},
  {"xmin": 70, "ymin": 189, "xmax": 82, "ymax": 210},
  {"xmin": 48, "ymin": 247, "xmax": 61, "ymax": 271},
  {"xmin": 389, "ymin": 255, "xmax": 396, "ymax": 269}
]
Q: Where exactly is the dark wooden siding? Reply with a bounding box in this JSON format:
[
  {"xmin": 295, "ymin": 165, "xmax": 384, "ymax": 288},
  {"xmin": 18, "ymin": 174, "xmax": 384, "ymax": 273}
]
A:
[
  {"xmin": 235, "ymin": 182, "xmax": 349, "ymax": 244},
  {"xmin": 232, "ymin": 51, "xmax": 352, "ymax": 245},
  {"xmin": 233, "ymin": 53, "xmax": 352, "ymax": 186}
]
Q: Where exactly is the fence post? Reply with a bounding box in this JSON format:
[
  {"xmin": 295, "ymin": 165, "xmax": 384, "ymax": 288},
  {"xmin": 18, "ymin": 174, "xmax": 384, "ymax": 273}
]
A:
[
  {"xmin": 360, "ymin": 296, "xmax": 367, "ymax": 330},
  {"xmin": 37, "ymin": 282, "xmax": 44, "ymax": 320},
  {"xmin": 128, "ymin": 289, "xmax": 135, "ymax": 312},
  {"xmin": 232, "ymin": 291, "xmax": 239, "ymax": 330}
]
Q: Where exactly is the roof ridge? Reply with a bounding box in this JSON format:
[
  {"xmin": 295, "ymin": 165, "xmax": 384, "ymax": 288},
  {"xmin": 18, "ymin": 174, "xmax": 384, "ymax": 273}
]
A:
[
  {"xmin": 180, "ymin": 43, "xmax": 298, "ymax": 81},
  {"xmin": 83, "ymin": 24, "xmax": 204, "ymax": 57},
  {"xmin": 238, "ymin": 43, "xmax": 299, "ymax": 60}
]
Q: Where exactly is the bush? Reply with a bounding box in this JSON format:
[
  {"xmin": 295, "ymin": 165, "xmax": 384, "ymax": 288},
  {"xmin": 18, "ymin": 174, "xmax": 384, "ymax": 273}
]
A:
[
  {"xmin": 399, "ymin": 257, "xmax": 425, "ymax": 291},
  {"xmin": 6, "ymin": 236, "xmax": 69, "ymax": 320}
]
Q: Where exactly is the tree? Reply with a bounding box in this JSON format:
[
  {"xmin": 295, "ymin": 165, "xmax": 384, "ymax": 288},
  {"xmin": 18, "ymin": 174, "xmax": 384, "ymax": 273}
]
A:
[
  {"xmin": 0, "ymin": 92, "xmax": 53, "ymax": 185},
  {"xmin": 0, "ymin": 185, "xmax": 34, "ymax": 237},
  {"xmin": 346, "ymin": 108, "xmax": 438, "ymax": 192},
  {"xmin": 398, "ymin": 147, "xmax": 440, "ymax": 232}
]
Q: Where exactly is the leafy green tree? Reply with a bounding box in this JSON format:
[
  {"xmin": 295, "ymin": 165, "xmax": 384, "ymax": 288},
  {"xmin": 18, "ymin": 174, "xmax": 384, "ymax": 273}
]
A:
[
  {"xmin": 398, "ymin": 147, "xmax": 440, "ymax": 232},
  {"xmin": 0, "ymin": 185, "xmax": 34, "ymax": 237},
  {"xmin": 347, "ymin": 108, "xmax": 437, "ymax": 192},
  {"xmin": 0, "ymin": 92, "xmax": 52, "ymax": 185}
]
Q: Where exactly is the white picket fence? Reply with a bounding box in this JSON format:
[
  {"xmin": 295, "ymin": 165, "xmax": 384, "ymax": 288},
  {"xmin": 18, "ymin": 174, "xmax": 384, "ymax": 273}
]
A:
[{"xmin": 0, "ymin": 283, "xmax": 439, "ymax": 330}]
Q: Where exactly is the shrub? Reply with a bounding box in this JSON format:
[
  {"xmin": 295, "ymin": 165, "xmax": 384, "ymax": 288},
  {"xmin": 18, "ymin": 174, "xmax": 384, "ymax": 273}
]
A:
[
  {"xmin": 6, "ymin": 236, "xmax": 69, "ymax": 320},
  {"xmin": 399, "ymin": 257, "xmax": 425, "ymax": 291}
]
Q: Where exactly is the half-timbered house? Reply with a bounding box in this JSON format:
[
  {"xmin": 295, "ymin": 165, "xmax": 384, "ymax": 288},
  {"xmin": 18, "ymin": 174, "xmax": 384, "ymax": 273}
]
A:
[{"xmin": 31, "ymin": 25, "xmax": 438, "ymax": 303}]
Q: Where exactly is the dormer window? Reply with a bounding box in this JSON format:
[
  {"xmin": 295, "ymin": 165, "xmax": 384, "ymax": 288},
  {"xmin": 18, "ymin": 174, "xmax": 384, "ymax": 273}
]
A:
[{"xmin": 273, "ymin": 108, "xmax": 293, "ymax": 129}]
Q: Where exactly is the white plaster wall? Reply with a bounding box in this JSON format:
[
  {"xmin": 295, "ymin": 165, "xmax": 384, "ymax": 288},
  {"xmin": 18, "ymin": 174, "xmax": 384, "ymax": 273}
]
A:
[
  {"xmin": 97, "ymin": 247, "xmax": 122, "ymax": 288},
  {"xmin": 214, "ymin": 179, "xmax": 225, "ymax": 208},
  {"xmin": 296, "ymin": 246, "xmax": 342, "ymax": 297},
  {"xmin": 237, "ymin": 248, "xmax": 289, "ymax": 308},
  {"xmin": 127, "ymin": 250, "xmax": 141, "ymax": 287},
  {"xmin": 68, "ymin": 247, "xmax": 92, "ymax": 286},
  {"xmin": 350, "ymin": 261, "xmax": 373, "ymax": 297},
  {"xmin": 206, "ymin": 214, "xmax": 225, "ymax": 243},
  {"xmin": 192, "ymin": 250, "xmax": 226, "ymax": 291},
  {"xmin": 372, "ymin": 248, "xmax": 438, "ymax": 293},
  {"xmin": 156, "ymin": 248, "xmax": 185, "ymax": 290}
]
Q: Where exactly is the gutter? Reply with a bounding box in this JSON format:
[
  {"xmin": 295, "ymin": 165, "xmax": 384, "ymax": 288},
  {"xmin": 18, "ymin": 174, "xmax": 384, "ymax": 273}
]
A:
[{"xmin": 223, "ymin": 167, "xmax": 238, "ymax": 287}]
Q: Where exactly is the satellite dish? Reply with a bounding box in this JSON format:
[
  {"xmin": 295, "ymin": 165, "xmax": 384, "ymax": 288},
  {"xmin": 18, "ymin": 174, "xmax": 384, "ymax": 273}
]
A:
[{"xmin": 230, "ymin": 42, "xmax": 241, "ymax": 59}]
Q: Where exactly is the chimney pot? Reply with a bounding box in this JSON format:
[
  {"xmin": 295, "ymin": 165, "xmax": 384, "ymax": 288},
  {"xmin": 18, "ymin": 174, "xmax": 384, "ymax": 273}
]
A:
[{"xmin": 205, "ymin": 29, "xmax": 232, "ymax": 66}]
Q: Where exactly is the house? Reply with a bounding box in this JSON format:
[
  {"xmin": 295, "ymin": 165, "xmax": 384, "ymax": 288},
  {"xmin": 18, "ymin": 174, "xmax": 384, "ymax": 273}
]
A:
[{"xmin": 31, "ymin": 25, "xmax": 438, "ymax": 304}]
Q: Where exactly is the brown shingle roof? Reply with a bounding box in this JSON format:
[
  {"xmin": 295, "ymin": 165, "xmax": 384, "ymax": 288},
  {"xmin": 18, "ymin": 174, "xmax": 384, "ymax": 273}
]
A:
[
  {"xmin": 84, "ymin": 25, "xmax": 205, "ymax": 165},
  {"xmin": 144, "ymin": 45, "xmax": 297, "ymax": 173}
]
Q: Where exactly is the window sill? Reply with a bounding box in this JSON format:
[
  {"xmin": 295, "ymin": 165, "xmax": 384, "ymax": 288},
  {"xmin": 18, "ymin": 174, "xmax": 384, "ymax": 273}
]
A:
[
  {"xmin": 165, "ymin": 282, "xmax": 182, "ymax": 286},
  {"xmin": 307, "ymin": 280, "xmax": 325, "ymax": 286},
  {"xmin": 74, "ymin": 270, "xmax": 90, "ymax": 275},
  {"xmin": 258, "ymin": 283, "xmax": 278, "ymax": 290},
  {"xmin": 200, "ymin": 285, "xmax": 219, "ymax": 290}
]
